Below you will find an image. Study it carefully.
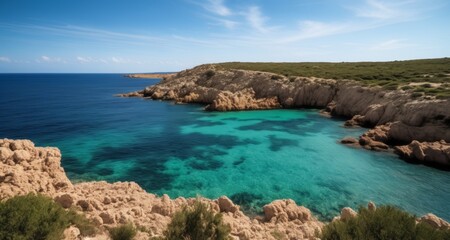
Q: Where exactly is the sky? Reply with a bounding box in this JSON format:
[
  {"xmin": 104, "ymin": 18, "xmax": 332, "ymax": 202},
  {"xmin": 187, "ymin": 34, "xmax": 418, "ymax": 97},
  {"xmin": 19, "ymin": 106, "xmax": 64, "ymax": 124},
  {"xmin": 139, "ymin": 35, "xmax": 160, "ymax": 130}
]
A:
[{"xmin": 0, "ymin": 0, "xmax": 449, "ymax": 73}]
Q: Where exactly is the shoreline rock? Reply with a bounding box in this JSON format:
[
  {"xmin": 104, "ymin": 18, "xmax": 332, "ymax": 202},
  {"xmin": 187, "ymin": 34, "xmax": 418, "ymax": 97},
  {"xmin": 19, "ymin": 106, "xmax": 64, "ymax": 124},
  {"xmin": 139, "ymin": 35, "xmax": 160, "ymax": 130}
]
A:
[{"xmin": 121, "ymin": 64, "xmax": 450, "ymax": 168}]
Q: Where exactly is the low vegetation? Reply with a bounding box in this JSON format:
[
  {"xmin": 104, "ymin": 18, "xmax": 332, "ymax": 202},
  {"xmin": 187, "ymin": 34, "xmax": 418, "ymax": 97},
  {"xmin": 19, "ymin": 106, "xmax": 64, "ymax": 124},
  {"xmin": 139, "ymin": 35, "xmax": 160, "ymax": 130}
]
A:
[
  {"xmin": 163, "ymin": 199, "xmax": 231, "ymax": 240},
  {"xmin": 217, "ymin": 58, "xmax": 450, "ymax": 98},
  {"xmin": 0, "ymin": 194, "xmax": 97, "ymax": 240},
  {"xmin": 321, "ymin": 205, "xmax": 450, "ymax": 240},
  {"xmin": 108, "ymin": 223, "xmax": 137, "ymax": 240}
]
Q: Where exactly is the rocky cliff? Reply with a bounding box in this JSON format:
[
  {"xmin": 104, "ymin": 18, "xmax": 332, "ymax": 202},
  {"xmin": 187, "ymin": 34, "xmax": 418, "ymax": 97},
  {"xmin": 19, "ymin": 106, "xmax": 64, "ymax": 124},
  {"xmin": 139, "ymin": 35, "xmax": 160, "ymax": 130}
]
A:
[{"xmin": 120, "ymin": 64, "xmax": 450, "ymax": 167}]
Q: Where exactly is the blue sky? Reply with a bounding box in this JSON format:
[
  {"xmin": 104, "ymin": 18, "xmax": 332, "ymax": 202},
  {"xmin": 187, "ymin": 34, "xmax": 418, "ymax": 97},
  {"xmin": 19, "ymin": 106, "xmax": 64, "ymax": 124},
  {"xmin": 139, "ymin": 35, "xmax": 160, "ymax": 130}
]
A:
[{"xmin": 0, "ymin": 0, "xmax": 449, "ymax": 73}]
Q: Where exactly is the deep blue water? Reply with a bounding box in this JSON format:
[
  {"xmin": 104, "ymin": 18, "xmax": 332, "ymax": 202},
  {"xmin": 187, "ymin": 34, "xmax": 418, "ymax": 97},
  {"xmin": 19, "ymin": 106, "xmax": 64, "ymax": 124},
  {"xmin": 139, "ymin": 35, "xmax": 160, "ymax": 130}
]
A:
[{"xmin": 1, "ymin": 74, "xmax": 449, "ymax": 221}]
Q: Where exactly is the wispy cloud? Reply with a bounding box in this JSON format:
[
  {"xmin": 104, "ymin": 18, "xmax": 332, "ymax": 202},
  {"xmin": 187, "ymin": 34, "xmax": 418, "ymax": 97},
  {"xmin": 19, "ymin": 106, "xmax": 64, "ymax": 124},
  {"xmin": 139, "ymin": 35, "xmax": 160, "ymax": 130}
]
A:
[
  {"xmin": 0, "ymin": 56, "xmax": 11, "ymax": 63},
  {"xmin": 111, "ymin": 57, "xmax": 142, "ymax": 64},
  {"xmin": 351, "ymin": 0, "xmax": 421, "ymax": 20},
  {"xmin": 245, "ymin": 6, "xmax": 270, "ymax": 33},
  {"xmin": 216, "ymin": 18, "xmax": 239, "ymax": 29},
  {"xmin": 76, "ymin": 56, "xmax": 91, "ymax": 63},
  {"xmin": 0, "ymin": 23, "xmax": 163, "ymax": 46},
  {"xmin": 38, "ymin": 55, "xmax": 66, "ymax": 63},
  {"xmin": 370, "ymin": 39, "xmax": 414, "ymax": 50},
  {"xmin": 202, "ymin": 0, "xmax": 231, "ymax": 16}
]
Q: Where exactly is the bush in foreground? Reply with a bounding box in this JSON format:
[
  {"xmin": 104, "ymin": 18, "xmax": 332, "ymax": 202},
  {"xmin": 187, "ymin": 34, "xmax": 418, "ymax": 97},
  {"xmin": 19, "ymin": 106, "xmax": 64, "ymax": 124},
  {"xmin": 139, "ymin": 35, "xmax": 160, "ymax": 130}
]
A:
[
  {"xmin": 0, "ymin": 193, "xmax": 96, "ymax": 240},
  {"xmin": 164, "ymin": 199, "xmax": 231, "ymax": 240},
  {"xmin": 109, "ymin": 223, "xmax": 137, "ymax": 240},
  {"xmin": 321, "ymin": 205, "xmax": 450, "ymax": 240}
]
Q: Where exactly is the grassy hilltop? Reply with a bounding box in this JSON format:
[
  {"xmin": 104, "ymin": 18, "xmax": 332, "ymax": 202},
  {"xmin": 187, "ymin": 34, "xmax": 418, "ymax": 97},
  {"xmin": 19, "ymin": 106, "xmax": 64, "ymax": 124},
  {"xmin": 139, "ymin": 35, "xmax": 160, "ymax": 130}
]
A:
[{"xmin": 216, "ymin": 58, "xmax": 450, "ymax": 99}]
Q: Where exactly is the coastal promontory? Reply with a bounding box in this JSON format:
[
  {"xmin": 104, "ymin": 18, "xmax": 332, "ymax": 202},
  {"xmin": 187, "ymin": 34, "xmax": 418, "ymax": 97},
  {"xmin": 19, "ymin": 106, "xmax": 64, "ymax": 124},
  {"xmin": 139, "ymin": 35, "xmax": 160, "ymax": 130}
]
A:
[{"xmin": 120, "ymin": 60, "xmax": 450, "ymax": 168}]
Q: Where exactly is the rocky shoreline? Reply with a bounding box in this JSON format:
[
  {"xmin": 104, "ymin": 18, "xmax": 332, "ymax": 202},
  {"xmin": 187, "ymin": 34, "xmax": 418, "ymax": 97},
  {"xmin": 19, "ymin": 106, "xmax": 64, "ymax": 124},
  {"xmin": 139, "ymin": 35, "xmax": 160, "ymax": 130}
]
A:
[
  {"xmin": 120, "ymin": 64, "xmax": 450, "ymax": 168},
  {"xmin": 1, "ymin": 138, "xmax": 449, "ymax": 240}
]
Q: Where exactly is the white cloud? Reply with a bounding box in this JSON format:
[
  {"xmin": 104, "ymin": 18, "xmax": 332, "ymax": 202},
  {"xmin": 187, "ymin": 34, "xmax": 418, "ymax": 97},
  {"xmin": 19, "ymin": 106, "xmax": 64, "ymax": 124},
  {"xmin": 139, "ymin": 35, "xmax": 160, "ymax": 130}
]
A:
[
  {"xmin": 76, "ymin": 56, "xmax": 91, "ymax": 63},
  {"xmin": 357, "ymin": 0, "xmax": 396, "ymax": 19},
  {"xmin": 111, "ymin": 57, "xmax": 123, "ymax": 63},
  {"xmin": 203, "ymin": 0, "xmax": 231, "ymax": 16},
  {"xmin": 0, "ymin": 56, "xmax": 11, "ymax": 63},
  {"xmin": 274, "ymin": 21, "xmax": 351, "ymax": 44},
  {"xmin": 41, "ymin": 56, "xmax": 51, "ymax": 62},
  {"xmin": 370, "ymin": 39, "xmax": 414, "ymax": 50},
  {"xmin": 352, "ymin": 0, "xmax": 419, "ymax": 20},
  {"xmin": 218, "ymin": 18, "xmax": 239, "ymax": 29},
  {"xmin": 245, "ymin": 6, "xmax": 269, "ymax": 33},
  {"xmin": 39, "ymin": 55, "xmax": 67, "ymax": 63},
  {"xmin": 110, "ymin": 57, "xmax": 142, "ymax": 64}
]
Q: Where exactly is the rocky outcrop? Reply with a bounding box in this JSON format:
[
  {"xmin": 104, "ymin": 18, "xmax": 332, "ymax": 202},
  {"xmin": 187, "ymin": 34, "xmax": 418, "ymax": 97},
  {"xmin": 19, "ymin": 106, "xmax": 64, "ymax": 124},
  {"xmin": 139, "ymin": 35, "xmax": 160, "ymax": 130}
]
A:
[
  {"xmin": 0, "ymin": 139, "xmax": 324, "ymax": 239},
  {"xmin": 122, "ymin": 64, "xmax": 450, "ymax": 167},
  {"xmin": 394, "ymin": 140, "xmax": 450, "ymax": 167},
  {"xmin": 0, "ymin": 139, "xmax": 72, "ymax": 199}
]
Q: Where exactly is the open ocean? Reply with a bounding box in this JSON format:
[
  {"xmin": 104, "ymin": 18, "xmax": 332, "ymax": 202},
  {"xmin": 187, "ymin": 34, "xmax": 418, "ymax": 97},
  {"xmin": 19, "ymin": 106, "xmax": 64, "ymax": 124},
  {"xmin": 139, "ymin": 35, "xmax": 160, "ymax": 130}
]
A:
[{"xmin": 1, "ymin": 73, "xmax": 449, "ymax": 220}]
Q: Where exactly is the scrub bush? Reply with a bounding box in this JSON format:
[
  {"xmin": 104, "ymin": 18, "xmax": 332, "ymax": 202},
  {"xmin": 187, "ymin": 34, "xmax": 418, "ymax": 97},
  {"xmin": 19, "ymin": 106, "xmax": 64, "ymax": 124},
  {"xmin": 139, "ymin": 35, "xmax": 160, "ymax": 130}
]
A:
[
  {"xmin": 0, "ymin": 194, "xmax": 96, "ymax": 240},
  {"xmin": 164, "ymin": 199, "xmax": 231, "ymax": 240},
  {"xmin": 109, "ymin": 223, "xmax": 137, "ymax": 240},
  {"xmin": 321, "ymin": 205, "xmax": 450, "ymax": 240}
]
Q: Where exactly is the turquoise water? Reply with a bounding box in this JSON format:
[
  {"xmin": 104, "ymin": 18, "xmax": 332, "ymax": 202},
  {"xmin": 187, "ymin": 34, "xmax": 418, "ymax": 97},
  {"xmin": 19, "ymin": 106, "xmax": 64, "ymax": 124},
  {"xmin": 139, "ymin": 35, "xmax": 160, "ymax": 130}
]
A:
[{"xmin": 0, "ymin": 74, "xmax": 449, "ymax": 220}]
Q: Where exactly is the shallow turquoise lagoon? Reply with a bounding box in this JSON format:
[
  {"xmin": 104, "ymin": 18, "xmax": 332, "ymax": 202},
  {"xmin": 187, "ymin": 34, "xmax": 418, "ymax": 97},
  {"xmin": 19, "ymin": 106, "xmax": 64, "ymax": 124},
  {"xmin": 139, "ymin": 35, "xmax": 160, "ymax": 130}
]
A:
[{"xmin": 0, "ymin": 74, "xmax": 449, "ymax": 221}]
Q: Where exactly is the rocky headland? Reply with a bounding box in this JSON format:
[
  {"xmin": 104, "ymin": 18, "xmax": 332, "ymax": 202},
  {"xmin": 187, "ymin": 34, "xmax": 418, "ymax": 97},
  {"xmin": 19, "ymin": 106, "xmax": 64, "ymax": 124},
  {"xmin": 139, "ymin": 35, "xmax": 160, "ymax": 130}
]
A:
[
  {"xmin": 120, "ymin": 64, "xmax": 450, "ymax": 168},
  {"xmin": 125, "ymin": 73, "xmax": 176, "ymax": 79},
  {"xmin": 1, "ymin": 138, "xmax": 449, "ymax": 239}
]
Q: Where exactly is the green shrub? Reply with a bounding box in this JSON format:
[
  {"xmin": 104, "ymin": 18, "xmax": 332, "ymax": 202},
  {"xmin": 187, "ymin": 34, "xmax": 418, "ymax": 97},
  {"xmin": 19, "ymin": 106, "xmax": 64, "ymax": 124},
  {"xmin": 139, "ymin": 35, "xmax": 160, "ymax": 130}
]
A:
[
  {"xmin": 205, "ymin": 70, "xmax": 215, "ymax": 79},
  {"xmin": 271, "ymin": 75, "xmax": 283, "ymax": 80},
  {"xmin": 67, "ymin": 209, "xmax": 97, "ymax": 236},
  {"xmin": 109, "ymin": 223, "xmax": 137, "ymax": 240},
  {"xmin": 321, "ymin": 205, "xmax": 450, "ymax": 240},
  {"xmin": 0, "ymin": 194, "xmax": 70, "ymax": 240},
  {"xmin": 164, "ymin": 199, "xmax": 231, "ymax": 240}
]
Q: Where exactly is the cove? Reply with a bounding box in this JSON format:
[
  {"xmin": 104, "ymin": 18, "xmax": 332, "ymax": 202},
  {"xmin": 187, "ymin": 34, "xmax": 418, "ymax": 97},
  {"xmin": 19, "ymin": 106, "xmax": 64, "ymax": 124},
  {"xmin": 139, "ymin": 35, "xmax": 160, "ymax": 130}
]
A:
[{"xmin": 0, "ymin": 74, "xmax": 449, "ymax": 221}]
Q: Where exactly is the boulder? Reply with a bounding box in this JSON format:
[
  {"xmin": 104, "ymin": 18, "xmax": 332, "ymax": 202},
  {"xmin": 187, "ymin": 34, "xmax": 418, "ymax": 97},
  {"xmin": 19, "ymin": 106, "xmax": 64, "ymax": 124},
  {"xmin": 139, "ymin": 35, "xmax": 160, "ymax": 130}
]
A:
[
  {"xmin": 419, "ymin": 213, "xmax": 450, "ymax": 229},
  {"xmin": 395, "ymin": 140, "xmax": 450, "ymax": 166},
  {"xmin": 55, "ymin": 194, "xmax": 74, "ymax": 208},
  {"xmin": 217, "ymin": 196, "xmax": 238, "ymax": 213},
  {"xmin": 340, "ymin": 207, "xmax": 357, "ymax": 221}
]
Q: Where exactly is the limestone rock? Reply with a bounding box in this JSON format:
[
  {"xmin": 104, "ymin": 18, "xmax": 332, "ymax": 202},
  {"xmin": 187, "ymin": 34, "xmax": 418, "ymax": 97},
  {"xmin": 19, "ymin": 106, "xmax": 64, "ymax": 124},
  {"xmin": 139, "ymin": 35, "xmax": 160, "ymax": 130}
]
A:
[
  {"xmin": 263, "ymin": 199, "xmax": 312, "ymax": 223},
  {"xmin": 217, "ymin": 196, "xmax": 238, "ymax": 213},
  {"xmin": 341, "ymin": 137, "xmax": 359, "ymax": 145},
  {"xmin": 55, "ymin": 194, "xmax": 74, "ymax": 208},
  {"xmin": 0, "ymin": 139, "xmax": 72, "ymax": 199},
  {"xmin": 368, "ymin": 201, "xmax": 376, "ymax": 211},
  {"xmin": 63, "ymin": 226, "xmax": 80, "ymax": 240},
  {"xmin": 340, "ymin": 207, "xmax": 357, "ymax": 221},
  {"xmin": 419, "ymin": 213, "xmax": 450, "ymax": 229},
  {"xmin": 395, "ymin": 140, "xmax": 450, "ymax": 166}
]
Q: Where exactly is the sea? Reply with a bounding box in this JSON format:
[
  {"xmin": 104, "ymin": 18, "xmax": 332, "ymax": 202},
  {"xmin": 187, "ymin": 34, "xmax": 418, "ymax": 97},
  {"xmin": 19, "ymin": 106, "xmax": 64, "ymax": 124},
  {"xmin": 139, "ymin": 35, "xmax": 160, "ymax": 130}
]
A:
[{"xmin": 0, "ymin": 73, "xmax": 449, "ymax": 221}]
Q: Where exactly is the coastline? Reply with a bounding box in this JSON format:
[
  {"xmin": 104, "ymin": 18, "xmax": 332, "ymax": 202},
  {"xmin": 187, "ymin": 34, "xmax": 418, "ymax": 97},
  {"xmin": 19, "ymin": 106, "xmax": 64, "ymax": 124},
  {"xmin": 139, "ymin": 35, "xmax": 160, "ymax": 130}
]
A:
[
  {"xmin": 121, "ymin": 64, "xmax": 450, "ymax": 169},
  {"xmin": 1, "ymin": 138, "xmax": 448, "ymax": 239},
  {"xmin": 124, "ymin": 73, "xmax": 176, "ymax": 79}
]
